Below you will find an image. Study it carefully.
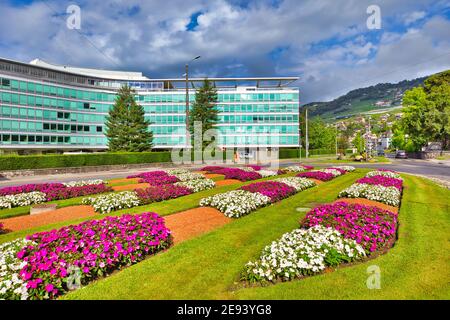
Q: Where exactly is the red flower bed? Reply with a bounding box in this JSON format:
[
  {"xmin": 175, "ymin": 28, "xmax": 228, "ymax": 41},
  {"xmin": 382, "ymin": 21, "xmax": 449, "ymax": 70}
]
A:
[
  {"xmin": 0, "ymin": 183, "xmax": 66, "ymax": 196},
  {"xmin": 241, "ymin": 181, "xmax": 297, "ymax": 202},
  {"xmin": 300, "ymin": 202, "xmax": 398, "ymax": 254},
  {"xmin": 357, "ymin": 175, "xmax": 403, "ymax": 190},
  {"xmin": 45, "ymin": 184, "xmax": 112, "ymax": 201},
  {"xmin": 135, "ymin": 185, "xmax": 193, "ymax": 204},
  {"xmin": 296, "ymin": 171, "xmax": 335, "ymax": 181},
  {"xmin": 216, "ymin": 168, "xmax": 262, "ymax": 181}
]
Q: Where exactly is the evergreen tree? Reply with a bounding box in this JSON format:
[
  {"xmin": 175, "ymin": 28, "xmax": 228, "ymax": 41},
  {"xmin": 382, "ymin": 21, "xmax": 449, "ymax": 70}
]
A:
[
  {"xmin": 105, "ymin": 85, "xmax": 153, "ymax": 152},
  {"xmin": 189, "ymin": 79, "xmax": 219, "ymax": 148}
]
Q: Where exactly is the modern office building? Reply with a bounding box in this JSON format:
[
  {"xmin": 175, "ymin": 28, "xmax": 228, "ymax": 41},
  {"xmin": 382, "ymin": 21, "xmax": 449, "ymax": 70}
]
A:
[{"xmin": 0, "ymin": 57, "xmax": 299, "ymax": 153}]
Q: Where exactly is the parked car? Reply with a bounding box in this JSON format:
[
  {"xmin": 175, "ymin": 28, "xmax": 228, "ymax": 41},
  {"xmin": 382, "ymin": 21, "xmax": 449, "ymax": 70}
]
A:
[{"xmin": 395, "ymin": 150, "xmax": 408, "ymax": 159}]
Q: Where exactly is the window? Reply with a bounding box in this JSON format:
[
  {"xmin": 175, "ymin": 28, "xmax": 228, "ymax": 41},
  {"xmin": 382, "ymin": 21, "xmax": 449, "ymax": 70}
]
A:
[
  {"xmin": 1, "ymin": 78, "xmax": 10, "ymax": 88},
  {"xmin": 96, "ymin": 126, "xmax": 102, "ymax": 132},
  {"xmin": 84, "ymin": 102, "xmax": 90, "ymax": 109}
]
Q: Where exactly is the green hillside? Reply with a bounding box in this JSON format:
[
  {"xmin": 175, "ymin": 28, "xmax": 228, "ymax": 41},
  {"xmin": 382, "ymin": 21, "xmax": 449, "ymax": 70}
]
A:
[{"xmin": 304, "ymin": 76, "xmax": 427, "ymax": 119}]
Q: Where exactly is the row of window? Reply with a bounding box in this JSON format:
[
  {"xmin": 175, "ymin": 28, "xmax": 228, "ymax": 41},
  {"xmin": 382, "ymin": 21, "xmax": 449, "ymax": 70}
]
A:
[
  {"xmin": 0, "ymin": 77, "xmax": 299, "ymax": 104},
  {"xmin": 0, "ymin": 134, "xmax": 106, "ymax": 145},
  {"xmin": 151, "ymin": 125, "xmax": 298, "ymax": 135},
  {"xmin": 151, "ymin": 135, "xmax": 299, "ymax": 146},
  {"xmin": 0, "ymin": 120, "xmax": 103, "ymax": 134}
]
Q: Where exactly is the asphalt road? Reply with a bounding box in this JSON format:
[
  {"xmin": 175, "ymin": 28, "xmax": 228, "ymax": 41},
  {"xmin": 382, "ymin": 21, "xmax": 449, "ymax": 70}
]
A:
[{"xmin": 283, "ymin": 158, "xmax": 450, "ymax": 182}]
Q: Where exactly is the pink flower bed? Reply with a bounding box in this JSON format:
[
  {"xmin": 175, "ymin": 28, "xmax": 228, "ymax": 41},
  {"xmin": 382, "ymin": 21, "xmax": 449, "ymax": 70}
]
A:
[
  {"xmin": 246, "ymin": 165, "xmax": 262, "ymax": 171},
  {"xmin": 135, "ymin": 185, "xmax": 193, "ymax": 204},
  {"xmin": 301, "ymin": 165, "xmax": 314, "ymax": 170},
  {"xmin": 0, "ymin": 222, "xmax": 4, "ymax": 234},
  {"xmin": 327, "ymin": 167, "xmax": 347, "ymax": 175},
  {"xmin": 356, "ymin": 175, "xmax": 403, "ymax": 190},
  {"xmin": 0, "ymin": 183, "xmax": 66, "ymax": 196},
  {"xmin": 18, "ymin": 212, "xmax": 172, "ymax": 299},
  {"xmin": 200, "ymin": 166, "xmax": 226, "ymax": 173},
  {"xmin": 45, "ymin": 184, "xmax": 113, "ymax": 201},
  {"xmin": 241, "ymin": 181, "xmax": 297, "ymax": 202},
  {"xmin": 296, "ymin": 171, "xmax": 335, "ymax": 181},
  {"xmin": 300, "ymin": 202, "xmax": 398, "ymax": 254},
  {"xmin": 216, "ymin": 168, "xmax": 262, "ymax": 181},
  {"xmin": 128, "ymin": 171, "xmax": 179, "ymax": 186}
]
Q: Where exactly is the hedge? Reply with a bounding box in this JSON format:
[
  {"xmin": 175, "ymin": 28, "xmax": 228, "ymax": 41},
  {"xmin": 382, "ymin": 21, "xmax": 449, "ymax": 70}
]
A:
[
  {"xmin": 0, "ymin": 152, "xmax": 172, "ymax": 171},
  {"xmin": 0, "ymin": 148, "xmax": 335, "ymax": 171}
]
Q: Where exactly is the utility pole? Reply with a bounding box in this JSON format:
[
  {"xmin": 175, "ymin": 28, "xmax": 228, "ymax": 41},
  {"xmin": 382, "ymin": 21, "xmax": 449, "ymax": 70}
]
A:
[
  {"xmin": 305, "ymin": 108, "xmax": 309, "ymax": 159},
  {"xmin": 185, "ymin": 56, "xmax": 201, "ymax": 148}
]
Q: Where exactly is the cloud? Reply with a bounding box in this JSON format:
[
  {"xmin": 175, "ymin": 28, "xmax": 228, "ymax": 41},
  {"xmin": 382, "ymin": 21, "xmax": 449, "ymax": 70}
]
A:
[{"xmin": 0, "ymin": 0, "xmax": 449, "ymax": 103}]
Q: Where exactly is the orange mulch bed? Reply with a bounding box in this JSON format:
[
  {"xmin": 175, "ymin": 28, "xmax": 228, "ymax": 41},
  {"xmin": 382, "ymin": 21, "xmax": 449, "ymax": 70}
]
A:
[
  {"xmin": 214, "ymin": 179, "xmax": 241, "ymax": 186},
  {"xmin": 334, "ymin": 198, "xmax": 399, "ymax": 214},
  {"xmin": 0, "ymin": 205, "xmax": 97, "ymax": 232},
  {"xmin": 164, "ymin": 207, "xmax": 231, "ymax": 244},
  {"xmin": 309, "ymin": 178, "xmax": 324, "ymax": 185},
  {"xmin": 108, "ymin": 178, "xmax": 140, "ymax": 185},
  {"xmin": 203, "ymin": 173, "xmax": 225, "ymax": 179},
  {"xmin": 112, "ymin": 183, "xmax": 150, "ymax": 191}
]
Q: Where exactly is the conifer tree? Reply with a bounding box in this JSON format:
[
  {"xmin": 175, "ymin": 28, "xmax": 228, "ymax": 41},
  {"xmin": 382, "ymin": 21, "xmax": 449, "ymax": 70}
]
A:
[
  {"xmin": 189, "ymin": 79, "xmax": 219, "ymax": 148},
  {"xmin": 105, "ymin": 85, "xmax": 153, "ymax": 151}
]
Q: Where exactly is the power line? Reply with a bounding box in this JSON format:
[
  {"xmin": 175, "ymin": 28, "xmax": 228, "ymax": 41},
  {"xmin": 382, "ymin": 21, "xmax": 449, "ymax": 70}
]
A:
[{"xmin": 41, "ymin": 0, "xmax": 120, "ymax": 68}]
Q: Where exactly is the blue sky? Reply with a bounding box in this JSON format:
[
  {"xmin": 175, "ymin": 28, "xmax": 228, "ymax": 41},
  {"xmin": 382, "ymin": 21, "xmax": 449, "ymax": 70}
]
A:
[{"xmin": 0, "ymin": 0, "xmax": 449, "ymax": 103}]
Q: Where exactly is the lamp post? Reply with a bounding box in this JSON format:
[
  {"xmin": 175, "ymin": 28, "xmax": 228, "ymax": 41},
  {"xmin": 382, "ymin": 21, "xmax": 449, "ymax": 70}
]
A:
[{"xmin": 185, "ymin": 56, "xmax": 201, "ymax": 148}]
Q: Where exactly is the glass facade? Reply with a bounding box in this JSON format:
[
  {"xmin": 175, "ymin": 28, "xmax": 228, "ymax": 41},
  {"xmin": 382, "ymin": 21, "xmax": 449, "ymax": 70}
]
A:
[{"xmin": 0, "ymin": 63, "xmax": 299, "ymax": 150}]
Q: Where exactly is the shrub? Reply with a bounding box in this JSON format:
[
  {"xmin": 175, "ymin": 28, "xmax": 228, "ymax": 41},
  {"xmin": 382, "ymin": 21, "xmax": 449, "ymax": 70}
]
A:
[
  {"xmin": 300, "ymin": 202, "xmax": 398, "ymax": 254},
  {"xmin": 242, "ymin": 226, "xmax": 365, "ymax": 283},
  {"xmin": 135, "ymin": 185, "xmax": 193, "ymax": 204},
  {"xmin": 241, "ymin": 181, "xmax": 297, "ymax": 203},
  {"xmin": 15, "ymin": 212, "xmax": 172, "ymax": 300}
]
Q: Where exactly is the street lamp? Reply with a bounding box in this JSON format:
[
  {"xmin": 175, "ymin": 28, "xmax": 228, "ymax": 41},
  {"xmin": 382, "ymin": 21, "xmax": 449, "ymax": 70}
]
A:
[{"xmin": 185, "ymin": 56, "xmax": 201, "ymax": 148}]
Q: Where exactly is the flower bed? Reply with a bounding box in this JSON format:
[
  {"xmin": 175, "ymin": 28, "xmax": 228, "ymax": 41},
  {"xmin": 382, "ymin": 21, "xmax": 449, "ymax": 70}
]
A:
[
  {"xmin": 0, "ymin": 183, "xmax": 65, "ymax": 197},
  {"xmin": 62, "ymin": 180, "xmax": 106, "ymax": 187},
  {"xmin": 296, "ymin": 171, "xmax": 335, "ymax": 181},
  {"xmin": 366, "ymin": 170, "xmax": 402, "ymax": 180},
  {"xmin": 200, "ymin": 166, "xmax": 225, "ymax": 173},
  {"xmin": 135, "ymin": 185, "xmax": 193, "ymax": 204},
  {"xmin": 45, "ymin": 184, "xmax": 112, "ymax": 201},
  {"xmin": 334, "ymin": 166, "xmax": 355, "ymax": 172},
  {"xmin": 338, "ymin": 183, "xmax": 401, "ymax": 207},
  {"xmin": 82, "ymin": 191, "xmax": 141, "ymax": 214},
  {"xmin": 242, "ymin": 225, "xmax": 365, "ymax": 283},
  {"xmin": 0, "ymin": 222, "xmax": 4, "ymax": 234},
  {"xmin": 280, "ymin": 165, "xmax": 306, "ymax": 173},
  {"xmin": 200, "ymin": 190, "xmax": 271, "ymax": 218},
  {"xmin": 273, "ymin": 177, "xmax": 316, "ymax": 191},
  {"xmin": 241, "ymin": 181, "xmax": 297, "ymax": 203},
  {"xmin": 246, "ymin": 165, "xmax": 262, "ymax": 171},
  {"xmin": 170, "ymin": 172, "xmax": 205, "ymax": 182},
  {"xmin": 0, "ymin": 238, "xmax": 35, "ymax": 300},
  {"xmin": 215, "ymin": 168, "xmax": 262, "ymax": 182},
  {"xmin": 300, "ymin": 202, "xmax": 398, "ymax": 254},
  {"xmin": 327, "ymin": 167, "xmax": 347, "ymax": 175},
  {"xmin": 137, "ymin": 172, "xmax": 180, "ymax": 186},
  {"xmin": 320, "ymin": 168, "xmax": 343, "ymax": 177},
  {"xmin": 356, "ymin": 175, "xmax": 403, "ymax": 190},
  {"xmin": 175, "ymin": 179, "xmax": 215, "ymax": 193},
  {"xmin": 2, "ymin": 212, "xmax": 172, "ymax": 300},
  {"xmin": 0, "ymin": 192, "xmax": 47, "ymax": 209},
  {"xmin": 258, "ymin": 170, "xmax": 278, "ymax": 178}
]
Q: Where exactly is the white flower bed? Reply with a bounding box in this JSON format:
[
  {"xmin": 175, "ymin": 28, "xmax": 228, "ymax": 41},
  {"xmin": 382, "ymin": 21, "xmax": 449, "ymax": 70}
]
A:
[
  {"xmin": 366, "ymin": 170, "xmax": 403, "ymax": 180},
  {"xmin": 172, "ymin": 172, "xmax": 205, "ymax": 182},
  {"xmin": 283, "ymin": 165, "xmax": 306, "ymax": 173},
  {"xmin": 338, "ymin": 183, "xmax": 401, "ymax": 207},
  {"xmin": 274, "ymin": 177, "xmax": 316, "ymax": 191},
  {"xmin": 239, "ymin": 167, "xmax": 256, "ymax": 172},
  {"xmin": 320, "ymin": 168, "xmax": 342, "ymax": 177},
  {"xmin": 243, "ymin": 226, "xmax": 365, "ymax": 282},
  {"xmin": 0, "ymin": 238, "xmax": 35, "ymax": 300},
  {"xmin": 164, "ymin": 168, "xmax": 191, "ymax": 175},
  {"xmin": 200, "ymin": 190, "xmax": 271, "ymax": 218},
  {"xmin": 258, "ymin": 170, "xmax": 278, "ymax": 178},
  {"xmin": 82, "ymin": 191, "xmax": 141, "ymax": 214},
  {"xmin": 334, "ymin": 166, "xmax": 356, "ymax": 172},
  {"xmin": 63, "ymin": 179, "xmax": 105, "ymax": 187},
  {"xmin": 175, "ymin": 179, "xmax": 215, "ymax": 192},
  {"xmin": 0, "ymin": 192, "xmax": 47, "ymax": 209}
]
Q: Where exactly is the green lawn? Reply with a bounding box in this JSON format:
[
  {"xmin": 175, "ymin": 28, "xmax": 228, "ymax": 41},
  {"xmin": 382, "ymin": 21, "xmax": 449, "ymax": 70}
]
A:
[{"xmin": 63, "ymin": 170, "xmax": 449, "ymax": 300}]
